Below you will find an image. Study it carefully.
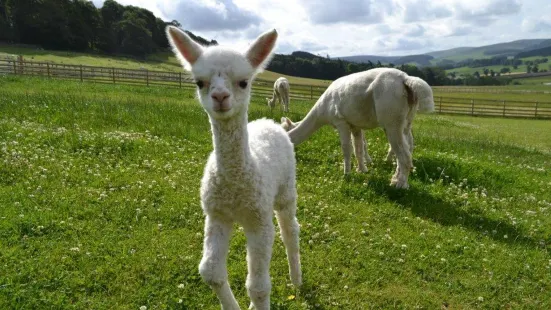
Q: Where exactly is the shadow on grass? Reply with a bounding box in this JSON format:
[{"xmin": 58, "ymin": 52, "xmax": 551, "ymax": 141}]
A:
[{"xmin": 342, "ymin": 168, "xmax": 547, "ymax": 251}]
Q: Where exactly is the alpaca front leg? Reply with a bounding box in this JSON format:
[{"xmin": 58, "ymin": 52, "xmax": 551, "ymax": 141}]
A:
[
  {"xmin": 385, "ymin": 144, "xmax": 395, "ymax": 162},
  {"xmin": 244, "ymin": 220, "xmax": 275, "ymax": 310},
  {"xmin": 198, "ymin": 216, "xmax": 240, "ymax": 310},
  {"xmin": 351, "ymin": 128, "xmax": 368, "ymax": 173},
  {"xmin": 362, "ymin": 131, "xmax": 373, "ymax": 165},
  {"xmin": 337, "ymin": 125, "xmax": 353, "ymax": 175}
]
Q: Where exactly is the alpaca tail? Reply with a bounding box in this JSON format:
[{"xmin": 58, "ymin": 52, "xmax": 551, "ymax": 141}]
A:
[{"xmin": 404, "ymin": 76, "xmax": 435, "ymax": 113}]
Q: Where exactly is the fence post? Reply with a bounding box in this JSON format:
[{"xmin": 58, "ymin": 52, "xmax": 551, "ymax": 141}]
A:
[
  {"xmin": 146, "ymin": 70, "xmax": 149, "ymax": 86},
  {"xmin": 471, "ymin": 99, "xmax": 475, "ymax": 116},
  {"xmin": 80, "ymin": 65, "xmax": 83, "ymax": 82},
  {"xmin": 13, "ymin": 60, "xmax": 16, "ymax": 75},
  {"xmin": 439, "ymin": 96, "xmax": 442, "ymax": 113},
  {"xmin": 47, "ymin": 63, "xmax": 50, "ymax": 77},
  {"xmin": 310, "ymin": 85, "xmax": 313, "ymax": 100},
  {"xmin": 502, "ymin": 100, "xmax": 506, "ymax": 117},
  {"xmin": 535, "ymin": 101, "xmax": 538, "ymax": 118},
  {"xmin": 112, "ymin": 67, "xmax": 115, "ymax": 84},
  {"xmin": 179, "ymin": 72, "xmax": 182, "ymax": 88}
]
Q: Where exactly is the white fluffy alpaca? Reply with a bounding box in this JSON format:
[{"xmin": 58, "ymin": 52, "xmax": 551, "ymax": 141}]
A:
[
  {"xmin": 166, "ymin": 26, "xmax": 302, "ymax": 309},
  {"xmin": 266, "ymin": 77, "xmax": 290, "ymax": 112},
  {"xmin": 283, "ymin": 68, "xmax": 434, "ymax": 189}
]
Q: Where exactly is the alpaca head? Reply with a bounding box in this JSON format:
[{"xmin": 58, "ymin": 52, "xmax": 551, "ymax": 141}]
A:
[
  {"xmin": 166, "ymin": 26, "xmax": 278, "ymax": 120},
  {"xmin": 280, "ymin": 117, "xmax": 298, "ymax": 131}
]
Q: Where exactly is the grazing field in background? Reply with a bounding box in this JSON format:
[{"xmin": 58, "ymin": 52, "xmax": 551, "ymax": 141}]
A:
[
  {"xmin": 0, "ymin": 77, "xmax": 550, "ymax": 309},
  {"xmin": 0, "ymin": 46, "xmax": 332, "ymax": 86}
]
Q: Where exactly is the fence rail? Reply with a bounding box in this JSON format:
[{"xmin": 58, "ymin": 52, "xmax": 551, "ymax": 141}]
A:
[{"xmin": 1, "ymin": 59, "xmax": 550, "ymax": 119}]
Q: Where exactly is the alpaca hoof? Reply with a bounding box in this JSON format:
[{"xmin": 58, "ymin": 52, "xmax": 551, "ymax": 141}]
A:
[
  {"xmin": 356, "ymin": 166, "xmax": 368, "ymax": 173},
  {"xmin": 365, "ymin": 156, "xmax": 373, "ymax": 165},
  {"xmin": 393, "ymin": 180, "xmax": 409, "ymax": 189}
]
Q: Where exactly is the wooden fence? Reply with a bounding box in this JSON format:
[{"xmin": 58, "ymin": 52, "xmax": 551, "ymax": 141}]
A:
[
  {"xmin": 433, "ymin": 96, "xmax": 551, "ymax": 118},
  {"xmin": 1, "ymin": 59, "xmax": 550, "ymax": 119},
  {"xmin": 0, "ymin": 59, "xmax": 327, "ymax": 101}
]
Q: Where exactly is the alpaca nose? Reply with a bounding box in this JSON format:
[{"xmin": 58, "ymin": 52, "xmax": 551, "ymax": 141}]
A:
[{"xmin": 211, "ymin": 91, "xmax": 230, "ymax": 104}]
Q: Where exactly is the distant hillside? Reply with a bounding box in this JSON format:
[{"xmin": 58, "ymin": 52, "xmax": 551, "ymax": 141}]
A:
[
  {"xmin": 426, "ymin": 47, "xmax": 475, "ymax": 59},
  {"xmin": 339, "ymin": 39, "xmax": 551, "ymax": 67},
  {"xmin": 516, "ymin": 45, "xmax": 551, "ymax": 58},
  {"xmin": 339, "ymin": 54, "xmax": 434, "ymax": 67},
  {"xmin": 429, "ymin": 39, "xmax": 551, "ymax": 61}
]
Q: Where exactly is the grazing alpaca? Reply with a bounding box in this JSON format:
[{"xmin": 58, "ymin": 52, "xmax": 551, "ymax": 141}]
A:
[
  {"xmin": 266, "ymin": 77, "xmax": 290, "ymax": 112},
  {"xmin": 166, "ymin": 26, "xmax": 302, "ymax": 309},
  {"xmin": 284, "ymin": 68, "xmax": 434, "ymax": 189}
]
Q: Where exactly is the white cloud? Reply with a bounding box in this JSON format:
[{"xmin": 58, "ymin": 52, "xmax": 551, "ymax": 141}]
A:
[{"xmin": 92, "ymin": 0, "xmax": 551, "ymax": 56}]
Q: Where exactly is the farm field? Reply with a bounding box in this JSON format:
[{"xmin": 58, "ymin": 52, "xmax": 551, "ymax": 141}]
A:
[
  {"xmin": 0, "ymin": 76, "xmax": 550, "ymax": 309},
  {"xmin": 432, "ymin": 90, "xmax": 551, "ymax": 102},
  {"xmin": 0, "ymin": 45, "xmax": 331, "ymax": 86}
]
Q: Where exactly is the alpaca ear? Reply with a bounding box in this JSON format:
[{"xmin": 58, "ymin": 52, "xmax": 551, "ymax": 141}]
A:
[
  {"xmin": 282, "ymin": 117, "xmax": 292, "ymax": 126},
  {"xmin": 166, "ymin": 26, "xmax": 203, "ymax": 70},
  {"xmin": 245, "ymin": 29, "xmax": 278, "ymax": 71}
]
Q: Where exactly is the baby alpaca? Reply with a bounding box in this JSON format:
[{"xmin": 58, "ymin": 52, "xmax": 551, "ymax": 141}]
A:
[
  {"xmin": 166, "ymin": 26, "xmax": 302, "ymax": 309},
  {"xmin": 267, "ymin": 77, "xmax": 290, "ymax": 112},
  {"xmin": 285, "ymin": 68, "xmax": 434, "ymax": 189}
]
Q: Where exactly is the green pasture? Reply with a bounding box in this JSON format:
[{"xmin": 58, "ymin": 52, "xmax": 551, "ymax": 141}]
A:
[{"xmin": 0, "ymin": 76, "xmax": 550, "ymax": 309}]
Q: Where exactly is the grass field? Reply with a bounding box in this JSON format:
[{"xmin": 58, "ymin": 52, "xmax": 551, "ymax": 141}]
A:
[
  {"xmin": 0, "ymin": 45, "xmax": 331, "ymax": 86},
  {"xmin": 1, "ymin": 76, "xmax": 550, "ymax": 309}
]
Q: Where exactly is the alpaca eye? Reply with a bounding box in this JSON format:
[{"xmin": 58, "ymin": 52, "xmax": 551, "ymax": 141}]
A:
[
  {"xmin": 238, "ymin": 80, "xmax": 248, "ymax": 89},
  {"xmin": 196, "ymin": 80, "xmax": 204, "ymax": 89}
]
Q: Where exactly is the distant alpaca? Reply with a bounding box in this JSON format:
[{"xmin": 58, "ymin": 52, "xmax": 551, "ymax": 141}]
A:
[
  {"xmin": 284, "ymin": 68, "xmax": 434, "ymax": 189},
  {"xmin": 267, "ymin": 77, "xmax": 290, "ymax": 112},
  {"xmin": 166, "ymin": 26, "xmax": 302, "ymax": 309}
]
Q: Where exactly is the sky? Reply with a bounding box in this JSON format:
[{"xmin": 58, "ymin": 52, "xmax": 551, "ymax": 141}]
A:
[{"xmin": 91, "ymin": 0, "xmax": 551, "ymax": 57}]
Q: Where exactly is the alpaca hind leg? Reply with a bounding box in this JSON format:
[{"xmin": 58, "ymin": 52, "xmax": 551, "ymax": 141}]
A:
[
  {"xmin": 405, "ymin": 123, "xmax": 414, "ymax": 156},
  {"xmin": 275, "ymin": 188, "xmax": 302, "ymax": 286},
  {"xmin": 385, "ymin": 127, "xmax": 412, "ymax": 189},
  {"xmin": 245, "ymin": 219, "xmax": 275, "ymax": 310},
  {"xmin": 336, "ymin": 124, "xmax": 353, "ymax": 175},
  {"xmin": 351, "ymin": 128, "xmax": 368, "ymax": 173},
  {"xmin": 198, "ymin": 216, "xmax": 240, "ymax": 310}
]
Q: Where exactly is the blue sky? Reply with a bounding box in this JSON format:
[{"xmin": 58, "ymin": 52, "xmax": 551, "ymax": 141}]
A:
[{"xmin": 92, "ymin": 0, "xmax": 551, "ymax": 57}]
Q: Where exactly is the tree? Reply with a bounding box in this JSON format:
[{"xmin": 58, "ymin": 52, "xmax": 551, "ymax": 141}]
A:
[
  {"xmin": 532, "ymin": 64, "xmax": 539, "ymax": 73},
  {"xmin": 526, "ymin": 65, "xmax": 532, "ymax": 74},
  {"xmin": 473, "ymin": 71, "xmax": 480, "ymax": 78},
  {"xmin": 0, "ymin": 0, "xmax": 11, "ymax": 41},
  {"xmin": 500, "ymin": 67, "xmax": 510, "ymax": 74},
  {"xmin": 483, "ymin": 68, "xmax": 489, "ymax": 76},
  {"xmin": 119, "ymin": 11, "xmax": 154, "ymax": 57}
]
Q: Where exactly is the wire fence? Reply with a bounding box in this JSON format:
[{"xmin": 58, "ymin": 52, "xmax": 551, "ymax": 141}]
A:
[{"xmin": 1, "ymin": 58, "xmax": 550, "ymax": 119}]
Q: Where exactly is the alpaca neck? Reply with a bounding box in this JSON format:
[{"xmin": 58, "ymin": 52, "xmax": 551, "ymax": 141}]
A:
[
  {"xmin": 210, "ymin": 111, "xmax": 251, "ymax": 172},
  {"xmin": 288, "ymin": 101, "xmax": 327, "ymax": 145}
]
